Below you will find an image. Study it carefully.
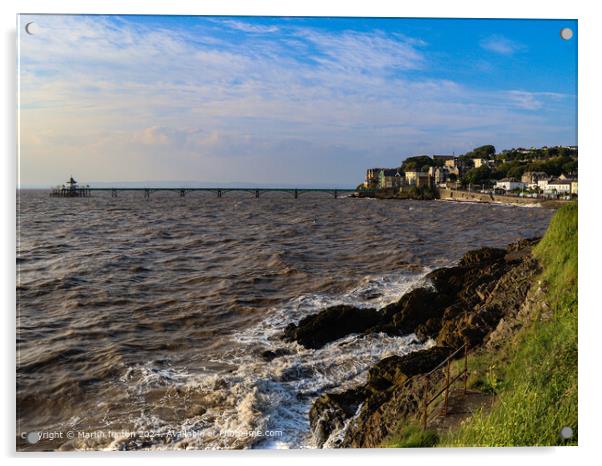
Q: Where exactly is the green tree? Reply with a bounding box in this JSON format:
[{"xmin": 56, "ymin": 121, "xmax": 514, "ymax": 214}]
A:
[
  {"xmin": 507, "ymin": 165, "xmax": 525, "ymax": 179},
  {"xmin": 465, "ymin": 144, "xmax": 496, "ymax": 159},
  {"xmin": 462, "ymin": 166, "xmax": 493, "ymax": 186},
  {"xmin": 401, "ymin": 156, "xmax": 434, "ymax": 172},
  {"xmin": 562, "ymin": 160, "xmax": 578, "ymax": 175}
]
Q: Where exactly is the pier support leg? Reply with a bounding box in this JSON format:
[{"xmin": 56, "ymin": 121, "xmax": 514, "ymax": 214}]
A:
[
  {"xmin": 112, "ymin": 189, "xmax": 117, "ymax": 198},
  {"xmin": 217, "ymin": 189, "xmax": 222, "ymax": 198},
  {"xmin": 334, "ymin": 189, "xmax": 338, "ymax": 199},
  {"xmin": 145, "ymin": 189, "xmax": 150, "ymax": 199},
  {"xmin": 255, "ymin": 189, "xmax": 260, "ymax": 199},
  {"xmin": 180, "ymin": 189, "xmax": 186, "ymax": 197},
  {"xmin": 294, "ymin": 189, "xmax": 298, "ymax": 199}
]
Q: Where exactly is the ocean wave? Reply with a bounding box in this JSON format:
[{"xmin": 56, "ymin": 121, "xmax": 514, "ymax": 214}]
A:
[{"xmin": 104, "ymin": 270, "xmax": 431, "ymax": 450}]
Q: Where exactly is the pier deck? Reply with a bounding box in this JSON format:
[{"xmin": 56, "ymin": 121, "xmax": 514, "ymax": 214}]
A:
[{"xmin": 52, "ymin": 187, "xmax": 360, "ymax": 199}]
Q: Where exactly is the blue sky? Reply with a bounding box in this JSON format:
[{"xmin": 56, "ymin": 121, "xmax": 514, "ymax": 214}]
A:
[{"xmin": 19, "ymin": 15, "xmax": 577, "ymax": 187}]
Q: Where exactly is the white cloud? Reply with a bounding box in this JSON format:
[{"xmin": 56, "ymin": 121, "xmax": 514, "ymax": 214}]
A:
[
  {"xmin": 298, "ymin": 29, "xmax": 425, "ymax": 72},
  {"xmin": 221, "ymin": 20, "xmax": 279, "ymax": 34},
  {"xmin": 18, "ymin": 15, "xmax": 575, "ymax": 186},
  {"xmin": 480, "ymin": 34, "xmax": 524, "ymax": 55}
]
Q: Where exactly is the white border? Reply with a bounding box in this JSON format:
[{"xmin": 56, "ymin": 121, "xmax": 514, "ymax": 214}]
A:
[{"xmin": 3, "ymin": 1, "xmax": 600, "ymax": 465}]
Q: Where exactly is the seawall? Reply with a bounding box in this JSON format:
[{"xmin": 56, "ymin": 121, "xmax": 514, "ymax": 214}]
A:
[{"xmin": 438, "ymin": 188, "xmax": 568, "ymax": 208}]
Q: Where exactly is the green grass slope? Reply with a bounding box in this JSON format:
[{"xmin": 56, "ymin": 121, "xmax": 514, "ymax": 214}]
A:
[{"xmin": 442, "ymin": 202, "xmax": 578, "ymax": 447}]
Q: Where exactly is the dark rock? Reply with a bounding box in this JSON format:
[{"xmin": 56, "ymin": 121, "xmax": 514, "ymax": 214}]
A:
[
  {"xmin": 459, "ymin": 247, "xmax": 506, "ymax": 266},
  {"xmin": 506, "ymin": 237, "xmax": 540, "ymax": 253},
  {"xmin": 377, "ymin": 287, "xmax": 452, "ymax": 335},
  {"xmin": 283, "ymin": 305, "xmax": 382, "ymax": 349},
  {"xmin": 414, "ymin": 316, "xmax": 444, "ymax": 342},
  {"xmin": 338, "ymin": 346, "xmax": 454, "ymax": 448},
  {"xmin": 309, "ymin": 387, "xmax": 366, "ymax": 447},
  {"xmin": 342, "ymin": 376, "xmax": 425, "ymax": 448},
  {"xmin": 366, "ymin": 346, "xmax": 453, "ymax": 390},
  {"xmin": 310, "ymin": 346, "xmax": 454, "ymax": 447},
  {"xmin": 277, "ymin": 364, "xmax": 314, "ymax": 382},
  {"xmin": 504, "ymin": 237, "xmax": 540, "ymax": 263},
  {"xmin": 260, "ymin": 348, "xmax": 292, "ymax": 362},
  {"xmin": 306, "ymin": 238, "xmax": 543, "ymax": 449},
  {"xmin": 437, "ymin": 256, "xmax": 540, "ymax": 349},
  {"xmin": 426, "ymin": 266, "xmax": 467, "ymax": 296}
]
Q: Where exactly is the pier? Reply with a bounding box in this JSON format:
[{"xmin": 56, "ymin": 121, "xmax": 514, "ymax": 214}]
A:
[
  {"xmin": 51, "ymin": 185, "xmax": 358, "ymax": 199},
  {"xmin": 50, "ymin": 177, "xmax": 91, "ymax": 197}
]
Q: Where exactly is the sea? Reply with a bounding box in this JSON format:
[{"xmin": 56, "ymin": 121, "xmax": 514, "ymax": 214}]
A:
[{"xmin": 16, "ymin": 190, "xmax": 553, "ymax": 450}]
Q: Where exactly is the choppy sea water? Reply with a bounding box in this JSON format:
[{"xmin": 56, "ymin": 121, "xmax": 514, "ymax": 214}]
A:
[{"xmin": 16, "ymin": 190, "xmax": 553, "ymax": 450}]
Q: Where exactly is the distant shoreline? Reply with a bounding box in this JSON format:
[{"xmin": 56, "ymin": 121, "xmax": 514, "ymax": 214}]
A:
[{"xmin": 438, "ymin": 188, "xmax": 571, "ymax": 209}]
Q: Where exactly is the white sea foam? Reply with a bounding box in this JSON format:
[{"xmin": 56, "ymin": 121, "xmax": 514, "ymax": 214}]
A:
[{"xmin": 108, "ymin": 270, "xmax": 431, "ymax": 450}]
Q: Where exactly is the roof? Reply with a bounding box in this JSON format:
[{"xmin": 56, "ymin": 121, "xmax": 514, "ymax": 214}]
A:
[
  {"xmin": 523, "ymin": 171, "xmax": 548, "ymax": 176},
  {"xmin": 381, "ymin": 168, "xmax": 401, "ymax": 176},
  {"xmin": 548, "ymin": 179, "xmax": 571, "ymax": 185}
]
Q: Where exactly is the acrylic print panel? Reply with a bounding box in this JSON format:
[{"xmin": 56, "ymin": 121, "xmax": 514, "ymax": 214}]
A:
[{"xmin": 16, "ymin": 15, "xmax": 577, "ymax": 451}]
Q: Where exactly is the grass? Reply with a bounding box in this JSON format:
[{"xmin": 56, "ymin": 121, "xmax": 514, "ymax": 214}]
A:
[
  {"xmin": 382, "ymin": 424, "xmax": 439, "ymax": 448},
  {"xmin": 440, "ymin": 202, "xmax": 578, "ymax": 447},
  {"xmin": 384, "ymin": 202, "xmax": 578, "ymax": 448}
]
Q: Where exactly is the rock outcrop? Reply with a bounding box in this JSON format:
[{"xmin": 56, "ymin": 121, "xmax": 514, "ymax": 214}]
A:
[
  {"xmin": 284, "ymin": 238, "xmax": 542, "ymax": 448},
  {"xmin": 283, "ymin": 305, "xmax": 382, "ymax": 349},
  {"xmin": 310, "ymin": 346, "xmax": 452, "ymax": 448}
]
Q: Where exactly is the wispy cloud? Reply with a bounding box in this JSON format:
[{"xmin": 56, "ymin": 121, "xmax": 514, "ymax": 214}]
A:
[
  {"xmin": 221, "ymin": 19, "xmax": 279, "ymax": 34},
  {"xmin": 18, "ymin": 15, "xmax": 575, "ymax": 186},
  {"xmin": 504, "ymin": 90, "xmax": 568, "ymax": 111},
  {"xmin": 480, "ymin": 34, "xmax": 524, "ymax": 55},
  {"xmin": 298, "ymin": 29, "xmax": 426, "ymax": 72}
]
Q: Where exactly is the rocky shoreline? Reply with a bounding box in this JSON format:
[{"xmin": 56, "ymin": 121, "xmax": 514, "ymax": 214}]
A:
[{"xmin": 281, "ymin": 237, "xmax": 542, "ymax": 447}]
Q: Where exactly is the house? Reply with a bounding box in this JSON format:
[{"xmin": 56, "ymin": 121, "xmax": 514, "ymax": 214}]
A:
[
  {"xmin": 364, "ymin": 168, "xmax": 385, "ymax": 189},
  {"xmin": 378, "ymin": 169, "xmax": 403, "ymax": 190},
  {"xmin": 516, "ymin": 148, "xmax": 534, "ymax": 155},
  {"xmin": 427, "ymin": 165, "xmax": 458, "ymax": 185},
  {"xmin": 443, "ymin": 157, "xmax": 470, "ymax": 176},
  {"xmin": 571, "ymin": 180, "xmax": 578, "ymax": 195},
  {"xmin": 495, "ymin": 178, "xmax": 525, "ymax": 191},
  {"xmin": 446, "ymin": 165, "xmax": 461, "ymax": 179},
  {"xmin": 444, "ymin": 158, "xmax": 458, "ymax": 169},
  {"xmin": 405, "ymin": 170, "xmax": 431, "ymax": 188},
  {"xmin": 521, "ymin": 171, "xmax": 549, "ymax": 188},
  {"xmin": 473, "ymin": 158, "xmax": 495, "ymax": 169},
  {"xmin": 537, "ymin": 179, "xmax": 549, "ymax": 191},
  {"xmin": 545, "ymin": 179, "xmax": 572, "ymax": 194},
  {"xmin": 428, "ymin": 166, "xmax": 448, "ymax": 185}
]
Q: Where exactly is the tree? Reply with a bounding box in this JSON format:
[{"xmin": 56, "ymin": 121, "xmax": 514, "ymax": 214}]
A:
[
  {"xmin": 462, "ymin": 166, "xmax": 493, "ymax": 186},
  {"xmin": 465, "ymin": 144, "xmax": 496, "ymax": 159},
  {"xmin": 507, "ymin": 165, "xmax": 525, "ymax": 179},
  {"xmin": 562, "ymin": 160, "xmax": 578, "ymax": 175},
  {"xmin": 401, "ymin": 155, "xmax": 434, "ymax": 172}
]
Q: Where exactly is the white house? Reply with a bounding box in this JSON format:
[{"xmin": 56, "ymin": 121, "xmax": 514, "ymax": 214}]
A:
[
  {"xmin": 545, "ymin": 179, "xmax": 572, "ymax": 194},
  {"xmin": 495, "ymin": 178, "xmax": 525, "ymax": 192}
]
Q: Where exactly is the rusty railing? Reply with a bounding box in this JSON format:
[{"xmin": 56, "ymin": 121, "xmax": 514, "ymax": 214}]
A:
[{"xmin": 419, "ymin": 339, "xmax": 469, "ymax": 430}]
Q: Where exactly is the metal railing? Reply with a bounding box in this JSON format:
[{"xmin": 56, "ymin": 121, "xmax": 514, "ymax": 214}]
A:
[{"xmin": 419, "ymin": 340, "xmax": 469, "ymax": 430}]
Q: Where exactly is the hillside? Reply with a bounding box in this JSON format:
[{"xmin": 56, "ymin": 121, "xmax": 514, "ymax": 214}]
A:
[{"xmin": 438, "ymin": 202, "xmax": 578, "ymax": 446}]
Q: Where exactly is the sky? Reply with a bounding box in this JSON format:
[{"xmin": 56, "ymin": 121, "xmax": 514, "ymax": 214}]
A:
[{"xmin": 18, "ymin": 15, "xmax": 577, "ymax": 188}]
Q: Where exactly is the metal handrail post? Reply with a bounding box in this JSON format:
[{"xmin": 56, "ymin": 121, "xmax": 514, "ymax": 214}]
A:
[
  {"xmin": 443, "ymin": 358, "xmax": 451, "ymax": 415},
  {"xmin": 464, "ymin": 339, "xmax": 469, "ymax": 395},
  {"xmin": 423, "ymin": 375, "xmax": 429, "ymax": 430}
]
